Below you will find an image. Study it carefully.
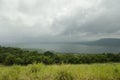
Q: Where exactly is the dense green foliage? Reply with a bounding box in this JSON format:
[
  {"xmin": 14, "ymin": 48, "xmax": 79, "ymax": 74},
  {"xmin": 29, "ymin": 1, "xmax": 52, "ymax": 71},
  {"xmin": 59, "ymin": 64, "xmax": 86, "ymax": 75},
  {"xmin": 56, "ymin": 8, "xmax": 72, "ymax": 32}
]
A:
[{"xmin": 0, "ymin": 46, "xmax": 120, "ymax": 65}]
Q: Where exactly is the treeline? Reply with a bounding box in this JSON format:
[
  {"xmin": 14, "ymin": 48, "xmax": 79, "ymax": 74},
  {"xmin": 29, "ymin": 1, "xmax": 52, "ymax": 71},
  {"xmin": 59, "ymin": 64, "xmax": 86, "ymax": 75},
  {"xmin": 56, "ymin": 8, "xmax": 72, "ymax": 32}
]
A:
[{"xmin": 0, "ymin": 46, "xmax": 120, "ymax": 65}]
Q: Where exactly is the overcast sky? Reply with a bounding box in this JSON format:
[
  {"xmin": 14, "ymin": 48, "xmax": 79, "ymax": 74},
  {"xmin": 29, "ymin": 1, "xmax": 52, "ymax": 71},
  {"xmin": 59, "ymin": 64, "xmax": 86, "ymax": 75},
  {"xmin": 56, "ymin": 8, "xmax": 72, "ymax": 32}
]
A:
[{"xmin": 0, "ymin": 0, "xmax": 120, "ymax": 43}]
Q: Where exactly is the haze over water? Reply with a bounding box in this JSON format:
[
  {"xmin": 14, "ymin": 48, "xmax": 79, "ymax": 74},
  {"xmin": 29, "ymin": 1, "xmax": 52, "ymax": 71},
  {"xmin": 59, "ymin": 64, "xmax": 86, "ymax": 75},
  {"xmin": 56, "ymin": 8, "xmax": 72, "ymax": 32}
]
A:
[{"xmin": 4, "ymin": 43, "xmax": 120, "ymax": 53}]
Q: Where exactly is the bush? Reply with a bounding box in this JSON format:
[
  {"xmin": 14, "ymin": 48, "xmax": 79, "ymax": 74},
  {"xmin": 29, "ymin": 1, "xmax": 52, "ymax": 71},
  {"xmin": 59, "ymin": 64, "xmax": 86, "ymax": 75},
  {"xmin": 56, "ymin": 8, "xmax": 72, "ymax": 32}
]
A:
[
  {"xmin": 44, "ymin": 51, "xmax": 55, "ymax": 57},
  {"xmin": 4, "ymin": 54, "xmax": 16, "ymax": 65},
  {"xmin": 55, "ymin": 71, "xmax": 73, "ymax": 80}
]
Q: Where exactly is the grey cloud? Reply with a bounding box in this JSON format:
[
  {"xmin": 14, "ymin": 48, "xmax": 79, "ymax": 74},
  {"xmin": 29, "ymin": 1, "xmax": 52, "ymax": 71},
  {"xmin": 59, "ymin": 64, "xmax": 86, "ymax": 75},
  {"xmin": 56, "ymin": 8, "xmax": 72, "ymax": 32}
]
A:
[
  {"xmin": 0, "ymin": 0, "xmax": 120, "ymax": 43},
  {"xmin": 52, "ymin": 0, "xmax": 120, "ymax": 40}
]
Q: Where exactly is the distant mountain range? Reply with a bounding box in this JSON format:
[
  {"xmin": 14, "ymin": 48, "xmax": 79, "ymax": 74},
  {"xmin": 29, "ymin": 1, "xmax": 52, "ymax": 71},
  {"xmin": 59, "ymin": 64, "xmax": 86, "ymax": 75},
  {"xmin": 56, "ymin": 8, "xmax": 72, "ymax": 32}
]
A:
[
  {"xmin": 80, "ymin": 38, "xmax": 120, "ymax": 46},
  {"xmin": 1, "ymin": 38, "xmax": 120, "ymax": 47}
]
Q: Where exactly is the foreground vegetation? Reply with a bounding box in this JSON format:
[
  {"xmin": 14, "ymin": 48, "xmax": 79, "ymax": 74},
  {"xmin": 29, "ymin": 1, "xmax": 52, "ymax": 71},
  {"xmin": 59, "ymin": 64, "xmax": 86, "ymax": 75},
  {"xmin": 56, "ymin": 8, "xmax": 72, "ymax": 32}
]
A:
[
  {"xmin": 0, "ymin": 46, "xmax": 120, "ymax": 80},
  {"xmin": 0, "ymin": 63, "xmax": 120, "ymax": 80},
  {"xmin": 0, "ymin": 46, "xmax": 120, "ymax": 65}
]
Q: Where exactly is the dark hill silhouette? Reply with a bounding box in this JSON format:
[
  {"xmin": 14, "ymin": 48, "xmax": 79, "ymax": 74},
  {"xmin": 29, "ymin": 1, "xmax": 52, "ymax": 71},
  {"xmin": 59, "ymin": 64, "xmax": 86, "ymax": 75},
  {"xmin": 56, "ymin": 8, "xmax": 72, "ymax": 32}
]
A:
[{"xmin": 81, "ymin": 38, "xmax": 120, "ymax": 46}]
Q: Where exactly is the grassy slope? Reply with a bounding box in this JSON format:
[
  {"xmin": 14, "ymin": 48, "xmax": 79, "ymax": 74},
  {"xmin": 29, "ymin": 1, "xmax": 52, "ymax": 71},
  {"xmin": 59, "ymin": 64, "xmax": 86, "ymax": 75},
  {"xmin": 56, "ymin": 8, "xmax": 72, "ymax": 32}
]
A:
[{"xmin": 0, "ymin": 63, "xmax": 120, "ymax": 80}]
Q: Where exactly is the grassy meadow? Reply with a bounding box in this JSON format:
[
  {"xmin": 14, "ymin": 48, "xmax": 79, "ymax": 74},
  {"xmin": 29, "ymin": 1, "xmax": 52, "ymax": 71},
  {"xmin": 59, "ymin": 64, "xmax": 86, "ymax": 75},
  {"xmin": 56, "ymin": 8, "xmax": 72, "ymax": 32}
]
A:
[{"xmin": 0, "ymin": 63, "xmax": 120, "ymax": 80}]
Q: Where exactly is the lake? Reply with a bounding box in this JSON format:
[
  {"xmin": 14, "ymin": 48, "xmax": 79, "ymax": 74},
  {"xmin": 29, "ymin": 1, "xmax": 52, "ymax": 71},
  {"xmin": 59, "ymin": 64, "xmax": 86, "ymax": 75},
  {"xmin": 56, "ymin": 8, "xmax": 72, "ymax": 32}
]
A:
[{"xmin": 5, "ymin": 43, "xmax": 120, "ymax": 53}]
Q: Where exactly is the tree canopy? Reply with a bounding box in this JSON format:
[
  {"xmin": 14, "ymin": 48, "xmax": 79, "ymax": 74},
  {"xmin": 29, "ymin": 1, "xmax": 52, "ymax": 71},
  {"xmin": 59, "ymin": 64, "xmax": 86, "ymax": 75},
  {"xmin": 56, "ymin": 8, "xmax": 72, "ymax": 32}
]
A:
[{"xmin": 0, "ymin": 46, "xmax": 120, "ymax": 65}]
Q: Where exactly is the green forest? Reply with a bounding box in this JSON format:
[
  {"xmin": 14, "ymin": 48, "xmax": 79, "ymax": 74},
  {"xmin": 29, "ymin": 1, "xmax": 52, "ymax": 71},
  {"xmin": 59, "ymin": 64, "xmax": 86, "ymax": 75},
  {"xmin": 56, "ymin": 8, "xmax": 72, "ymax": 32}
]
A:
[{"xmin": 0, "ymin": 46, "xmax": 120, "ymax": 65}]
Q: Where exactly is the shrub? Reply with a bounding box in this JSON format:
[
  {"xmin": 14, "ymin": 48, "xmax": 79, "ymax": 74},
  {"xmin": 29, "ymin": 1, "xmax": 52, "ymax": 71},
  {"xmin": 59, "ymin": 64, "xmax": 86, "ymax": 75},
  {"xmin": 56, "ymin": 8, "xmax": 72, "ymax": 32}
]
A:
[
  {"xmin": 55, "ymin": 71, "xmax": 73, "ymax": 80},
  {"xmin": 4, "ymin": 54, "xmax": 16, "ymax": 65}
]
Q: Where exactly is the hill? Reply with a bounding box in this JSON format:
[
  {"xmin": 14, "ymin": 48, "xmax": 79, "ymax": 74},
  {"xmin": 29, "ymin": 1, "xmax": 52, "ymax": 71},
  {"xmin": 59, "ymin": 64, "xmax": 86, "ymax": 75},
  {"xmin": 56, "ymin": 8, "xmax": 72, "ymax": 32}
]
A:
[{"xmin": 82, "ymin": 38, "xmax": 120, "ymax": 46}]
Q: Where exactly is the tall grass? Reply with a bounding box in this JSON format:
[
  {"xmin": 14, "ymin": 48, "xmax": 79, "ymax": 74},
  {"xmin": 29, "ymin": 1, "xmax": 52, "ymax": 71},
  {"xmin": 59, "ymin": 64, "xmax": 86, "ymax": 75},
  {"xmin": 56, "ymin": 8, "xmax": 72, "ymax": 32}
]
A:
[
  {"xmin": 0, "ymin": 63, "xmax": 120, "ymax": 80},
  {"xmin": 55, "ymin": 70, "xmax": 73, "ymax": 80}
]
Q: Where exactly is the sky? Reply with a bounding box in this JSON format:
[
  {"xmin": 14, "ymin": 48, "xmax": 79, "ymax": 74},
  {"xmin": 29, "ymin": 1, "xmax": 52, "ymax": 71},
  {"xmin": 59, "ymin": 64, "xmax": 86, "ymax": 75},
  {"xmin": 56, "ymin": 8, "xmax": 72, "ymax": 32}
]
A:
[{"xmin": 0, "ymin": 0, "xmax": 120, "ymax": 43}]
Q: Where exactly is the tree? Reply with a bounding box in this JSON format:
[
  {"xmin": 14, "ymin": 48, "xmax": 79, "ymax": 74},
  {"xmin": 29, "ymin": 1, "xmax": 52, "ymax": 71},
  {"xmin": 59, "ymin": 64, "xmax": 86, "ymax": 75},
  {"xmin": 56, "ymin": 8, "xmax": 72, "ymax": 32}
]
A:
[
  {"xmin": 14, "ymin": 57, "xmax": 23, "ymax": 65},
  {"xmin": 4, "ymin": 54, "xmax": 16, "ymax": 65},
  {"xmin": 44, "ymin": 51, "xmax": 55, "ymax": 57}
]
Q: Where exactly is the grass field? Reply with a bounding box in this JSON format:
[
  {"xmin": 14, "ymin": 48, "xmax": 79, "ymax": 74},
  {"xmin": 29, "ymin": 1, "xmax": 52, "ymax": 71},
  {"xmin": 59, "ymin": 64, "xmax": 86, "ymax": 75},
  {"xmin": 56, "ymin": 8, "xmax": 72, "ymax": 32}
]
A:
[{"xmin": 0, "ymin": 63, "xmax": 120, "ymax": 80}]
